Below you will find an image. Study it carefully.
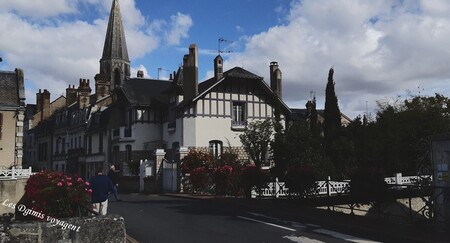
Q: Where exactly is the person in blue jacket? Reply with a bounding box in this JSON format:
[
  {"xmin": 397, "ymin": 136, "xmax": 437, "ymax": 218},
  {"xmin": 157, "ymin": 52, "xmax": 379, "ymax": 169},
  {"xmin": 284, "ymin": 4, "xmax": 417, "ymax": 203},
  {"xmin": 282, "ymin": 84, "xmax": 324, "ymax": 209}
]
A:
[{"xmin": 89, "ymin": 167, "xmax": 114, "ymax": 215}]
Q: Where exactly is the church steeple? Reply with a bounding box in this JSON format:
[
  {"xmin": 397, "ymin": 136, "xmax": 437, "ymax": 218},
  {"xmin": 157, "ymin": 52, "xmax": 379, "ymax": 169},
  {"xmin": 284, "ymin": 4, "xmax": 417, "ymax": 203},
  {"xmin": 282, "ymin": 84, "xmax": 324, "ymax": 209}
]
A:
[{"xmin": 95, "ymin": 0, "xmax": 130, "ymax": 99}]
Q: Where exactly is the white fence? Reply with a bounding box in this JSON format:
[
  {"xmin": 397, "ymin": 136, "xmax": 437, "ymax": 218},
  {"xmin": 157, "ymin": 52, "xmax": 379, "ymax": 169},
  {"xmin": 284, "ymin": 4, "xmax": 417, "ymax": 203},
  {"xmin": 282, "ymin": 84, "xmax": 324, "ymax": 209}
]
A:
[
  {"xmin": 251, "ymin": 173, "xmax": 431, "ymax": 198},
  {"xmin": 0, "ymin": 167, "xmax": 33, "ymax": 180}
]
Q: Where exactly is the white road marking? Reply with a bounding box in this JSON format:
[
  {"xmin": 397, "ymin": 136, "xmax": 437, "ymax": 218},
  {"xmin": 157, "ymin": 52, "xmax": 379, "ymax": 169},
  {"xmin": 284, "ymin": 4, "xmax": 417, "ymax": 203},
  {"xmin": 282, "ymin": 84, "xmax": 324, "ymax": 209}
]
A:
[
  {"xmin": 248, "ymin": 212, "xmax": 281, "ymax": 221},
  {"xmin": 283, "ymin": 235, "xmax": 325, "ymax": 243},
  {"xmin": 313, "ymin": 228, "xmax": 381, "ymax": 243},
  {"xmin": 237, "ymin": 216, "xmax": 297, "ymax": 232}
]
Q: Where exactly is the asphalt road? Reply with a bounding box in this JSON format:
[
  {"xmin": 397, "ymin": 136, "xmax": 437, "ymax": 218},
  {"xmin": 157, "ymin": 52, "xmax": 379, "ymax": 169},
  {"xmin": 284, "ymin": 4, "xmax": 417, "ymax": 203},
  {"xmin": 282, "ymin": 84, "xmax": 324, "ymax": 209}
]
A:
[{"xmin": 108, "ymin": 194, "xmax": 384, "ymax": 243}]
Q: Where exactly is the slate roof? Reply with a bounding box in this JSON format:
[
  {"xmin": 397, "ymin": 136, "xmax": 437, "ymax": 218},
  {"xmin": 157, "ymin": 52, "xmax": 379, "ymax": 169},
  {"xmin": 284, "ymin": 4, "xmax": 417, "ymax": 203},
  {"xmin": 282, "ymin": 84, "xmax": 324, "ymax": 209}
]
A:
[
  {"xmin": 101, "ymin": 0, "xmax": 129, "ymax": 62},
  {"xmin": 290, "ymin": 108, "xmax": 327, "ymax": 121},
  {"xmin": 120, "ymin": 78, "xmax": 172, "ymax": 106},
  {"xmin": 198, "ymin": 67, "xmax": 262, "ymax": 94},
  {"xmin": 0, "ymin": 69, "xmax": 25, "ymax": 108}
]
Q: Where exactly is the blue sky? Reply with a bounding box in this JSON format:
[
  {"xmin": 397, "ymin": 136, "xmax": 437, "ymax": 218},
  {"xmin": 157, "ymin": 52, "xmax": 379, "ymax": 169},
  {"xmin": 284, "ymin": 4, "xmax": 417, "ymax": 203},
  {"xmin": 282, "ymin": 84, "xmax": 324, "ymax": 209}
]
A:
[{"xmin": 2, "ymin": 0, "xmax": 450, "ymax": 119}]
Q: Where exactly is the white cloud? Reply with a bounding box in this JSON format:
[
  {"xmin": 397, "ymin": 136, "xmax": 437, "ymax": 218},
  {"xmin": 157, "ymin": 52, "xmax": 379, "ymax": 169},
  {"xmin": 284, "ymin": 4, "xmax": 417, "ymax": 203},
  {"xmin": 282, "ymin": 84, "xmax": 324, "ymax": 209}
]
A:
[
  {"xmin": 0, "ymin": 0, "xmax": 78, "ymax": 18},
  {"xmin": 147, "ymin": 12, "xmax": 193, "ymax": 47},
  {"xmin": 164, "ymin": 13, "xmax": 193, "ymax": 46},
  {"xmin": 225, "ymin": 0, "xmax": 450, "ymax": 118},
  {"xmin": 0, "ymin": 0, "xmax": 191, "ymax": 104}
]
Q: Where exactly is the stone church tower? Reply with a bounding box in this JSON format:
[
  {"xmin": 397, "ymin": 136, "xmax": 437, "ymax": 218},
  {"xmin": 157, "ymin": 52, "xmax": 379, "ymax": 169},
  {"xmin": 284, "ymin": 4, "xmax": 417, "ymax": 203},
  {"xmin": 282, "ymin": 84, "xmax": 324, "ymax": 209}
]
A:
[{"xmin": 95, "ymin": 0, "xmax": 130, "ymax": 99}]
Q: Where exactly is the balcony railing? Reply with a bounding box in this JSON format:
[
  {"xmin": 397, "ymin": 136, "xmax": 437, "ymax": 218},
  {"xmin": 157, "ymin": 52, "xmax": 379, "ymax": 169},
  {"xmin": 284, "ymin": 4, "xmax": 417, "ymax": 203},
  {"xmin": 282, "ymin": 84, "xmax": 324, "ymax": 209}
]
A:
[{"xmin": 231, "ymin": 120, "xmax": 247, "ymax": 130}]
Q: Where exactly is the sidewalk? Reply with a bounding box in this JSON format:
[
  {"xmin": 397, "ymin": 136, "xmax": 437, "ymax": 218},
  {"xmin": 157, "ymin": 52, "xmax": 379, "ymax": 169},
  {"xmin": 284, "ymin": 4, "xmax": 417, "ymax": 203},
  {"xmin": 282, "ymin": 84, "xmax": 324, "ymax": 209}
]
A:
[{"xmin": 165, "ymin": 193, "xmax": 448, "ymax": 243}]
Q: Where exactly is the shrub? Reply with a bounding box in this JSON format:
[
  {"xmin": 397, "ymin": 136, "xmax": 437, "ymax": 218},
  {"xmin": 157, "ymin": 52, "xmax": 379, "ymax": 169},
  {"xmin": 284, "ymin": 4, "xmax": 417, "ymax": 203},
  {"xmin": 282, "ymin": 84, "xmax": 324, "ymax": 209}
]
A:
[
  {"xmin": 128, "ymin": 160, "xmax": 140, "ymax": 175},
  {"xmin": 24, "ymin": 171, "xmax": 92, "ymax": 218},
  {"xmin": 350, "ymin": 167, "xmax": 390, "ymax": 203},
  {"xmin": 285, "ymin": 165, "xmax": 318, "ymax": 198},
  {"xmin": 181, "ymin": 150, "xmax": 213, "ymax": 174},
  {"xmin": 189, "ymin": 167, "xmax": 210, "ymax": 192},
  {"xmin": 242, "ymin": 165, "xmax": 270, "ymax": 198},
  {"xmin": 211, "ymin": 165, "xmax": 233, "ymax": 195}
]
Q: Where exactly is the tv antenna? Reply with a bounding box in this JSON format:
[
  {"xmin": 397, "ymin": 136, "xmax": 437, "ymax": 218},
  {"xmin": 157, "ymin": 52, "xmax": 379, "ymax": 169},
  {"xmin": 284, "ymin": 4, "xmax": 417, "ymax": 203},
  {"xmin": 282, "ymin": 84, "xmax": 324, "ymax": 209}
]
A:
[
  {"xmin": 309, "ymin": 91, "xmax": 316, "ymax": 101},
  {"xmin": 218, "ymin": 37, "xmax": 233, "ymax": 54},
  {"xmin": 157, "ymin": 67, "xmax": 170, "ymax": 79}
]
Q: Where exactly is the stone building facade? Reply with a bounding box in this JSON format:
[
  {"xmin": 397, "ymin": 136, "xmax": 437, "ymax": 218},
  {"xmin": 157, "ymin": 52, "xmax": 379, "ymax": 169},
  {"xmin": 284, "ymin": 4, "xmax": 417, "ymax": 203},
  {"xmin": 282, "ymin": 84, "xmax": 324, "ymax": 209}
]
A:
[{"xmin": 0, "ymin": 68, "xmax": 26, "ymax": 168}]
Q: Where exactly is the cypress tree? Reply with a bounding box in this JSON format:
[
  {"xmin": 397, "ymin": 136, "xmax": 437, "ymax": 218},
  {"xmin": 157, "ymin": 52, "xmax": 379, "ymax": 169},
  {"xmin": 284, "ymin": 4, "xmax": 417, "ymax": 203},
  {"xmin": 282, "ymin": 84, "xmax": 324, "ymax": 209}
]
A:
[{"xmin": 324, "ymin": 67, "xmax": 341, "ymax": 147}]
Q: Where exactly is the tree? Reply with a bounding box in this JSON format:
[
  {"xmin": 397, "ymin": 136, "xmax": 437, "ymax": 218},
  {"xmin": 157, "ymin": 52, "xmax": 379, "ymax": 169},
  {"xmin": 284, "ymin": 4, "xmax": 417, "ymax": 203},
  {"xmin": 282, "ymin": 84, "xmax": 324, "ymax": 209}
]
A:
[
  {"xmin": 374, "ymin": 94, "xmax": 450, "ymax": 174},
  {"xmin": 324, "ymin": 68, "xmax": 342, "ymax": 147},
  {"xmin": 239, "ymin": 119, "xmax": 274, "ymax": 168},
  {"xmin": 306, "ymin": 97, "xmax": 319, "ymax": 137},
  {"xmin": 271, "ymin": 121, "xmax": 329, "ymax": 178},
  {"xmin": 347, "ymin": 93, "xmax": 450, "ymax": 175}
]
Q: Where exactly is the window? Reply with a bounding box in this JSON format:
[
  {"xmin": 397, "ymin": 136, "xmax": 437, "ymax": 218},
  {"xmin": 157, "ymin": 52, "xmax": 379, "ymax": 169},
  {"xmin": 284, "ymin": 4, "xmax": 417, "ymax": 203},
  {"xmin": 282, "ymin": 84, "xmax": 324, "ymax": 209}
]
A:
[
  {"xmin": 114, "ymin": 69, "xmax": 121, "ymax": 87},
  {"xmin": 137, "ymin": 108, "xmax": 148, "ymax": 122},
  {"xmin": 209, "ymin": 140, "xmax": 223, "ymax": 159},
  {"xmin": 232, "ymin": 102, "xmax": 246, "ymax": 127},
  {"xmin": 99, "ymin": 132, "xmax": 103, "ymax": 153}
]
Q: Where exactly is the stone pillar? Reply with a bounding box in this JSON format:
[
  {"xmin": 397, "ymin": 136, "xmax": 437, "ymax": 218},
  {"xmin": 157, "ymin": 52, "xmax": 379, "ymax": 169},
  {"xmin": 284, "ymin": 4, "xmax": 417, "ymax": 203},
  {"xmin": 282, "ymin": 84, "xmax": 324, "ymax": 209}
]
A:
[
  {"xmin": 155, "ymin": 149, "xmax": 166, "ymax": 176},
  {"xmin": 178, "ymin": 147, "xmax": 189, "ymax": 192}
]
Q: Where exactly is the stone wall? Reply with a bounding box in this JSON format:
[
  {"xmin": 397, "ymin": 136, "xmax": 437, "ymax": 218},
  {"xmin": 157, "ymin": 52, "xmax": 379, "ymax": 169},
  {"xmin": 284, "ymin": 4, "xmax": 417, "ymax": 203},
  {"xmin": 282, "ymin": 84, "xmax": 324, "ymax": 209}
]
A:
[
  {"xmin": 1, "ymin": 215, "xmax": 126, "ymax": 243},
  {"xmin": 0, "ymin": 179, "xmax": 27, "ymax": 214}
]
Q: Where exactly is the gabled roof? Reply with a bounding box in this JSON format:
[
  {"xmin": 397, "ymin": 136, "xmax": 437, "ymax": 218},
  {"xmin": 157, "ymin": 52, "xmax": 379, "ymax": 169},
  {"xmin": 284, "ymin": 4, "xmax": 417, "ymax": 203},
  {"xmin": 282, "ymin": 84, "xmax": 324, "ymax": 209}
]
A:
[
  {"xmin": 197, "ymin": 67, "xmax": 262, "ymax": 96},
  {"xmin": 0, "ymin": 69, "xmax": 25, "ymax": 108},
  {"xmin": 184, "ymin": 66, "xmax": 291, "ymax": 115},
  {"xmin": 120, "ymin": 78, "xmax": 172, "ymax": 106}
]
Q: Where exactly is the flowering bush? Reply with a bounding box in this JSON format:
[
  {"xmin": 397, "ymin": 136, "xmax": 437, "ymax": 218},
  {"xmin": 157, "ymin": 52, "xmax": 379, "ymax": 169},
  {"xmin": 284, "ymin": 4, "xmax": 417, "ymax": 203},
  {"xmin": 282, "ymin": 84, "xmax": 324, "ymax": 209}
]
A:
[
  {"xmin": 189, "ymin": 167, "xmax": 210, "ymax": 192},
  {"xmin": 181, "ymin": 150, "xmax": 213, "ymax": 174},
  {"xmin": 212, "ymin": 165, "xmax": 233, "ymax": 195},
  {"xmin": 24, "ymin": 171, "xmax": 92, "ymax": 218}
]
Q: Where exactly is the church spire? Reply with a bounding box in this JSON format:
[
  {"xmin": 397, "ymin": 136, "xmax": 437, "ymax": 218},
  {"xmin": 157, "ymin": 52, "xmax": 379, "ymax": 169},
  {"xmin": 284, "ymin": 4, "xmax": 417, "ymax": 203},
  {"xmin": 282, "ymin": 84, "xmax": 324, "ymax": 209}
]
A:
[
  {"xmin": 96, "ymin": 0, "xmax": 130, "ymax": 98},
  {"xmin": 102, "ymin": 0, "xmax": 129, "ymax": 62}
]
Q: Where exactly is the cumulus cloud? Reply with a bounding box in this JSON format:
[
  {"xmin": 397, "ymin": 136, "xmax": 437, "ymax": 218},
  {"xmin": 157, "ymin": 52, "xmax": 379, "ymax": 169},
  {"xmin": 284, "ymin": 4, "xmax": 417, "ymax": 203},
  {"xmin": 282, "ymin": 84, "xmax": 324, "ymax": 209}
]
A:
[
  {"xmin": 0, "ymin": 0, "xmax": 191, "ymax": 104},
  {"xmin": 164, "ymin": 13, "xmax": 193, "ymax": 46},
  {"xmin": 0, "ymin": 0, "xmax": 78, "ymax": 18},
  {"xmin": 225, "ymin": 0, "xmax": 450, "ymax": 118}
]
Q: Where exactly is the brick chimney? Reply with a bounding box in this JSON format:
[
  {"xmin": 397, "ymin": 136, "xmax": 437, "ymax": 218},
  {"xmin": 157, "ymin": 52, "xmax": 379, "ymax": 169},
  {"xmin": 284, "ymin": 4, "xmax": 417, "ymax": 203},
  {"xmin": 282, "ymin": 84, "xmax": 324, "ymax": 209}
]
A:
[
  {"xmin": 270, "ymin": 61, "xmax": 282, "ymax": 99},
  {"xmin": 66, "ymin": 85, "xmax": 77, "ymax": 107},
  {"xmin": 36, "ymin": 89, "xmax": 43, "ymax": 112},
  {"xmin": 137, "ymin": 70, "xmax": 144, "ymax": 78},
  {"xmin": 94, "ymin": 73, "xmax": 110, "ymax": 100},
  {"xmin": 78, "ymin": 78, "xmax": 92, "ymax": 109},
  {"xmin": 36, "ymin": 89, "xmax": 51, "ymax": 120},
  {"xmin": 214, "ymin": 55, "xmax": 223, "ymax": 81},
  {"xmin": 183, "ymin": 44, "xmax": 198, "ymax": 101}
]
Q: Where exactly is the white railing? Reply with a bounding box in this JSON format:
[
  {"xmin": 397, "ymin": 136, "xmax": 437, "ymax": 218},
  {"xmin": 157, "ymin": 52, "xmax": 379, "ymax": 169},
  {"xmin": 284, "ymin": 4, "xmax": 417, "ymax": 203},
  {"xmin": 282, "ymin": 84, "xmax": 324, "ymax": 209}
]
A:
[
  {"xmin": 0, "ymin": 167, "xmax": 33, "ymax": 179},
  {"xmin": 251, "ymin": 173, "xmax": 431, "ymax": 198}
]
